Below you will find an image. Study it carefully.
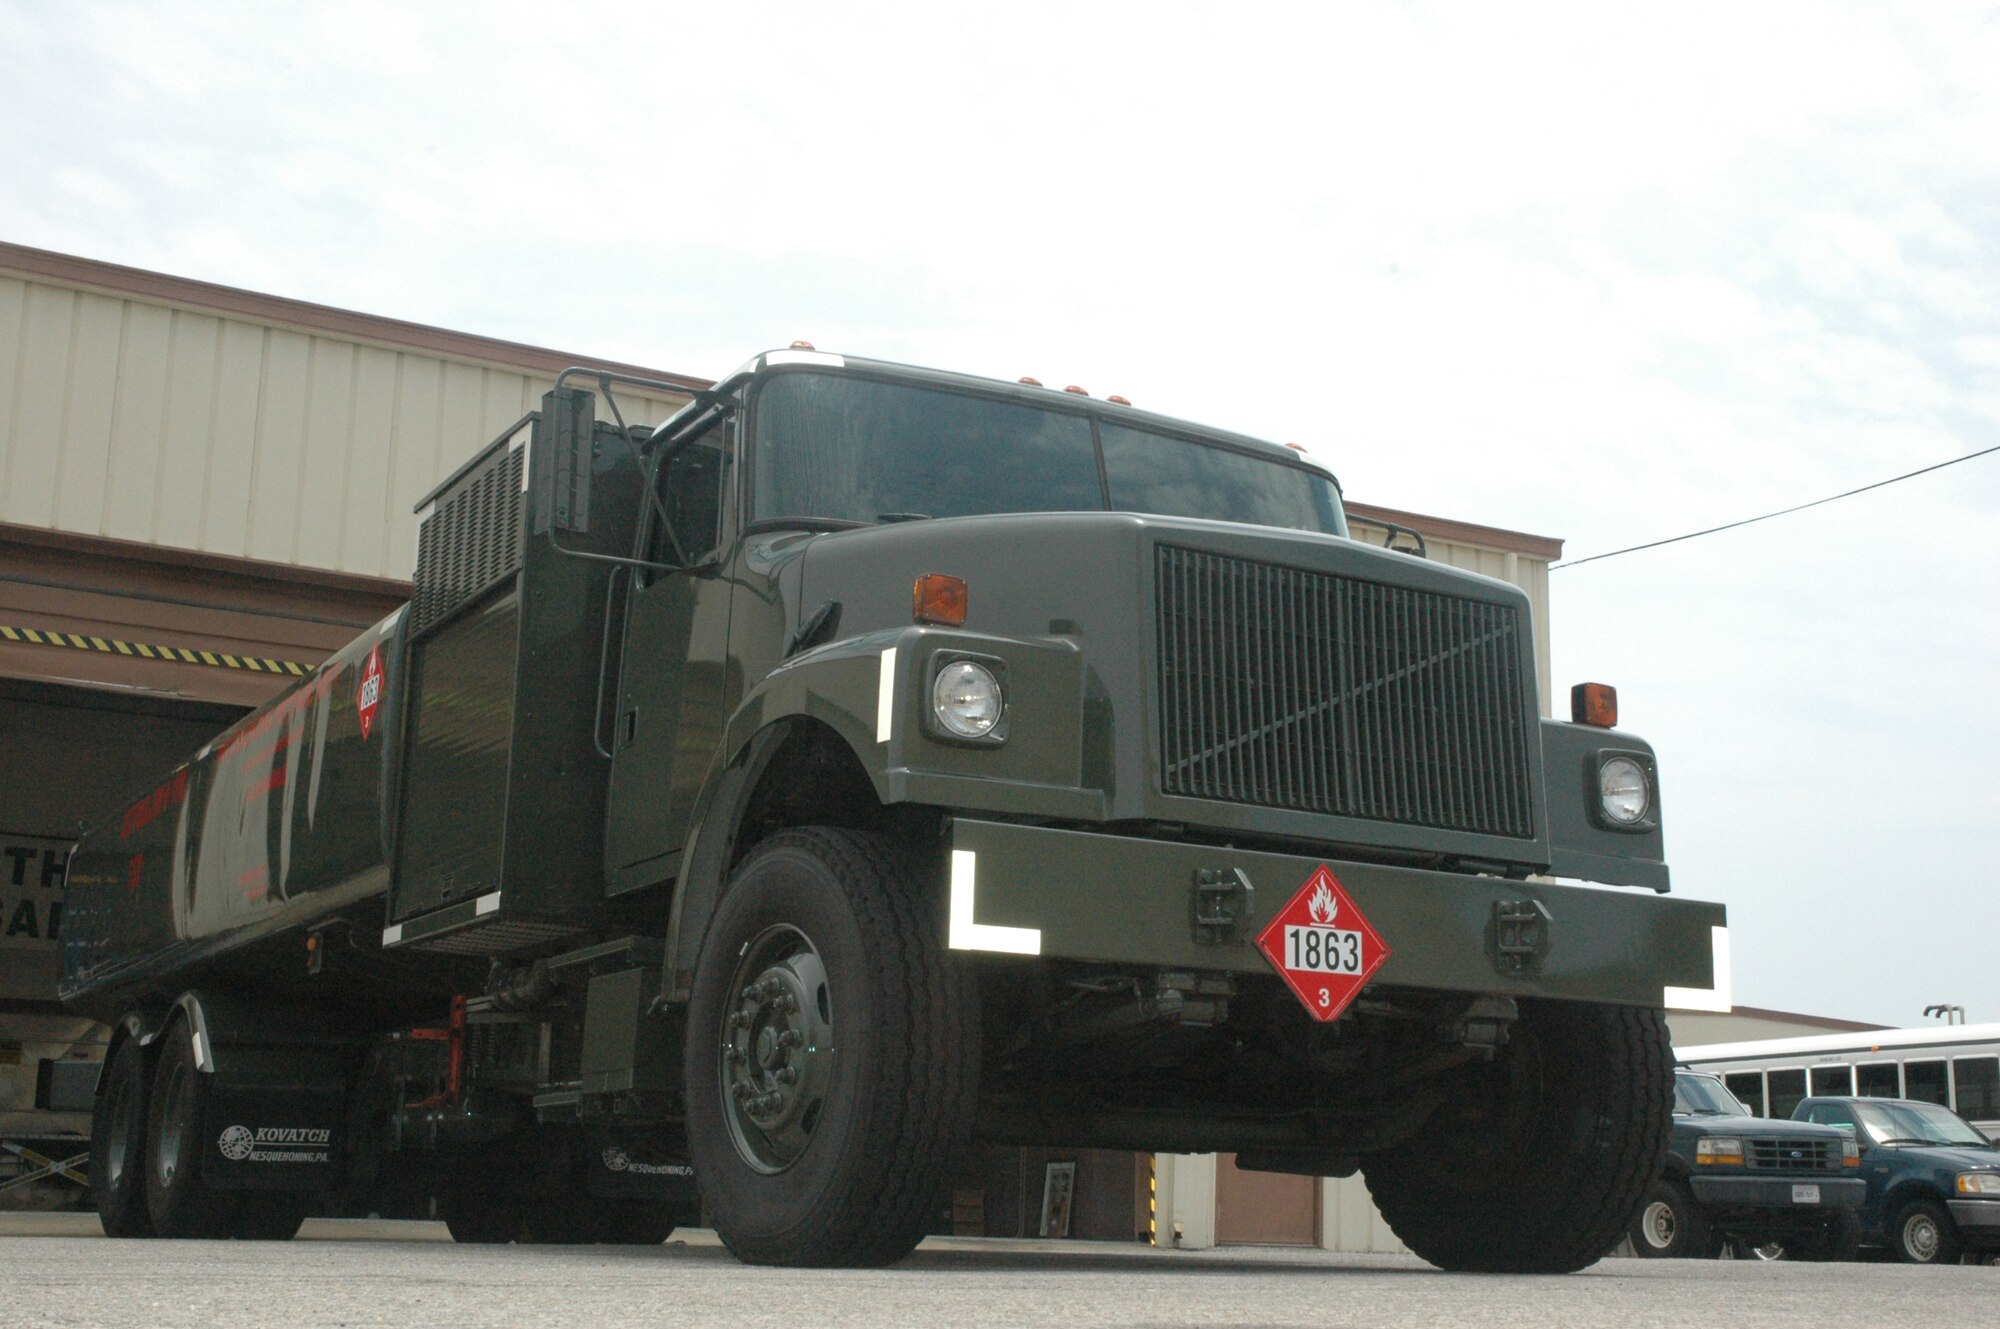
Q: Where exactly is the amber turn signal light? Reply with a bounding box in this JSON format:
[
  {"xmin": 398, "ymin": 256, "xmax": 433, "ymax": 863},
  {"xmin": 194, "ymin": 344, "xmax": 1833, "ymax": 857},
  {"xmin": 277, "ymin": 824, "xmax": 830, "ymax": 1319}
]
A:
[
  {"xmin": 913, "ymin": 573, "xmax": 968, "ymax": 627},
  {"xmin": 1571, "ymin": 682, "xmax": 1618, "ymax": 728}
]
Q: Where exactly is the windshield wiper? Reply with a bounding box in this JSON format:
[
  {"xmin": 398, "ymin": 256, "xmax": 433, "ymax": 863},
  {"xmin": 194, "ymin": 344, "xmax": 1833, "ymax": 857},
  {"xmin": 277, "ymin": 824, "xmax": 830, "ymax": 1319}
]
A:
[
  {"xmin": 1878, "ymin": 1137, "xmax": 1939, "ymax": 1146},
  {"xmin": 876, "ymin": 512, "xmax": 932, "ymax": 523}
]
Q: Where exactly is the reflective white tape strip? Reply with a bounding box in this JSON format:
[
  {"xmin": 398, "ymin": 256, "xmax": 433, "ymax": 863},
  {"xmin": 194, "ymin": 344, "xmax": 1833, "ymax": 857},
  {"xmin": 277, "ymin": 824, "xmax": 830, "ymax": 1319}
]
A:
[
  {"xmin": 382, "ymin": 924, "xmax": 403, "ymax": 946},
  {"xmin": 876, "ymin": 647, "xmax": 898, "ymax": 743},
  {"xmin": 1664, "ymin": 925, "xmax": 1733, "ymax": 1013},
  {"xmin": 190, "ymin": 1029, "xmax": 211, "ymax": 1073},
  {"xmin": 948, "ymin": 849, "xmax": 1041, "ymax": 955},
  {"xmin": 475, "ymin": 891, "xmax": 502, "ymax": 916}
]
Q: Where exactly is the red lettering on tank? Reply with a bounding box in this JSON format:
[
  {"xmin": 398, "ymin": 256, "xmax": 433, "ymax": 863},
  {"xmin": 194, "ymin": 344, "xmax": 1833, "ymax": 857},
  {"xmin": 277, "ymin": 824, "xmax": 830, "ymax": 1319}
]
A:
[{"xmin": 125, "ymin": 854, "xmax": 144, "ymax": 891}]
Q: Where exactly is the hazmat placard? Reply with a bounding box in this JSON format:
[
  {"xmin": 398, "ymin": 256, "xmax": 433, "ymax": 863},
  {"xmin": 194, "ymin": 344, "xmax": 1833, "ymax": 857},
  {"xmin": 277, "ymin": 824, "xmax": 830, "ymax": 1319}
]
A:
[{"xmin": 1254, "ymin": 864, "xmax": 1391, "ymax": 1023}]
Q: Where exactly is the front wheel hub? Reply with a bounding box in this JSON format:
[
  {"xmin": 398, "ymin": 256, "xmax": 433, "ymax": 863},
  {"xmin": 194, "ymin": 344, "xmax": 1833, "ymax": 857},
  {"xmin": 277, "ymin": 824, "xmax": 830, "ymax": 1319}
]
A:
[{"xmin": 720, "ymin": 925, "xmax": 835, "ymax": 1174}]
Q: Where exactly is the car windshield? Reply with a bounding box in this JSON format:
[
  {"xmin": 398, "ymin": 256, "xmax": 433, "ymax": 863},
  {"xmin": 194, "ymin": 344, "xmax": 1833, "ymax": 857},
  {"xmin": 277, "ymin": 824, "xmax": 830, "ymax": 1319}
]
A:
[
  {"xmin": 750, "ymin": 371, "xmax": 1347, "ymax": 536},
  {"xmin": 1675, "ymin": 1072, "xmax": 1749, "ymax": 1116},
  {"xmin": 1852, "ymin": 1101, "xmax": 1991, "ymax": 1147}
]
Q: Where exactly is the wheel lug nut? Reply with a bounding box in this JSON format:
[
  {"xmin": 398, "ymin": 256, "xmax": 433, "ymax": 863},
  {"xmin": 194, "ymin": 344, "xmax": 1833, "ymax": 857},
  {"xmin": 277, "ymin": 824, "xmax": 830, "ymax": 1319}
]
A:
[{"xmin": 776, "ymin": 1067, "xmax": 798, "ymax": 1085}]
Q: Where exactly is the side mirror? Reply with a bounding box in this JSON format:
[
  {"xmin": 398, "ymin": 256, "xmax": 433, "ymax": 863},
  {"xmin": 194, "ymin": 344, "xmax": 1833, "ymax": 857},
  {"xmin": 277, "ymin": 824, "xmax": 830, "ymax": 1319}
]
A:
[{"xmin": 534, "ymin": 386, "xmax": 595, "ymax": 535}]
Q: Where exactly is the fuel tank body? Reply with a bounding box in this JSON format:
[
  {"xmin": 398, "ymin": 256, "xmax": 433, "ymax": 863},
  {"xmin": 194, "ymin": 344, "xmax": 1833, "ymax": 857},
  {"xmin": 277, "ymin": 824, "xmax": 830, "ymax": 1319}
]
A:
[{"xmin": 58, "ymin": 609, "xmax": 466, "ymax": 1025}]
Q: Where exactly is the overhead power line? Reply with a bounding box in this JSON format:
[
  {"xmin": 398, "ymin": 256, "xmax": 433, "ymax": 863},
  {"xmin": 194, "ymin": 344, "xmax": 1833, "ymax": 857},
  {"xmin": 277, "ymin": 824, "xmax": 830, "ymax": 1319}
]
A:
[{"xmin": 1553, "ymin": 441, "xmax": 2000, "ymax": 570}]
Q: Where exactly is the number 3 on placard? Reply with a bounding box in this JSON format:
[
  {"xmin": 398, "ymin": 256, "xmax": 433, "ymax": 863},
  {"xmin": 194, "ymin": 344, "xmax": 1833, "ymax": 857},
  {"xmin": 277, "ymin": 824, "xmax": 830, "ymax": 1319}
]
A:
[{"xmin": 1317, "ymin": 987, "xmax": 1330, "ymax": 1008}]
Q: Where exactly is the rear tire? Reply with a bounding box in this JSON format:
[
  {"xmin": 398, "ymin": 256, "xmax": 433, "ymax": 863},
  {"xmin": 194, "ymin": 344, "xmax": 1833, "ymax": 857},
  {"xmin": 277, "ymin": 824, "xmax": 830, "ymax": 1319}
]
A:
[
  {"xmin": 1363, "ymin": 1000, "xmax": 1673, "ymax": 1273},
  {"xmin": 1889, "ymin": 1197, "xmax": 1961, "ymax": 1264},
  {"xmin": 90, "ymin": 1037, "xmax": 156, "ymax": 1238},
  {"xmin": 1628, "ymin": 1178, "xmax": 1714, "ymax": 1258},
  {"xmin": 144, "ymin": 1029, "xmax": 229, "ymax": 1238},
  {"xmin": 684, "ymin": 828, "xmax": 976, "ymax": 1267},
  {"xmin": 144, "ymin": 1023, "xmax": 308, "ymax": 1240}
]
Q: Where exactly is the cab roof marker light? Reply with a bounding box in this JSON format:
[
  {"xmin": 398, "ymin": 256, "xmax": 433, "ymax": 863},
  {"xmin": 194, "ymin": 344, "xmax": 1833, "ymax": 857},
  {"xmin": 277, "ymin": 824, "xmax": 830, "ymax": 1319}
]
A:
[
  {"xmin": 1063, "ymin": 385, "xmax": 1090, "ymax": 396},
  {"xmin": 764, "ymin": 348, "xmax": 846, "ymax": 368},
  {"xmin": 1018, "ymin": 376, "xmax": 1044, "ymax": 387},
  {"xmin": 1108, "ymin": 395, "xmax": 1132, "ymax": 405}
]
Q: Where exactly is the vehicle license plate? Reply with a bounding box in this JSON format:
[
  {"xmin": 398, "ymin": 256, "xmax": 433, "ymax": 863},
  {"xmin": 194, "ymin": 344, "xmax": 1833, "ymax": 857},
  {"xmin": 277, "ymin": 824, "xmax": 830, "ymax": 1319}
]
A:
[{"xmin": 1792, "ymin": 1184, "xmax": 1820, "ymax": 1204}]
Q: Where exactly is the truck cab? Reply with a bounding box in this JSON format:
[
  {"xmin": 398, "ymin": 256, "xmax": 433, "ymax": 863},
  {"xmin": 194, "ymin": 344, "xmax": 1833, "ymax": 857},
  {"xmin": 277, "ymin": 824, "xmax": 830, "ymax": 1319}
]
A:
[{"xmin": 60, "ymin": 348, "xmax": 1727, "ymax": 1271}]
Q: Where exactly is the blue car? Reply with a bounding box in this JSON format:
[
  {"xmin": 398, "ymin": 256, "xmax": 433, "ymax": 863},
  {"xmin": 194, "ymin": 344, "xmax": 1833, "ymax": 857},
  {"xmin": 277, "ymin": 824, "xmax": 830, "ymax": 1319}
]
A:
[{"xmin": 1792, "ymin": 1096, "xmax": 2000, "ymax": 1263}]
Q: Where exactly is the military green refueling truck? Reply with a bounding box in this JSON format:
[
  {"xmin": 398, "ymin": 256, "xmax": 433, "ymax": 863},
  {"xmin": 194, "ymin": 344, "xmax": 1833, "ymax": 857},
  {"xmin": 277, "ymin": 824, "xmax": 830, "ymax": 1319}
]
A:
[{"xmin": 60, "ymin": 348, "xmax": 1726, "ymax": 1271}]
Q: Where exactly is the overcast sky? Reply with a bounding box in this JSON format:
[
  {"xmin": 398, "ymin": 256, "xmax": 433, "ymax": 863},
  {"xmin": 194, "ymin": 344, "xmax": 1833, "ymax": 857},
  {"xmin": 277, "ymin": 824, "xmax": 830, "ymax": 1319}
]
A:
[{"xmin": 3, "ymin": 1, "xmax": 1995, "ymax": 1030}]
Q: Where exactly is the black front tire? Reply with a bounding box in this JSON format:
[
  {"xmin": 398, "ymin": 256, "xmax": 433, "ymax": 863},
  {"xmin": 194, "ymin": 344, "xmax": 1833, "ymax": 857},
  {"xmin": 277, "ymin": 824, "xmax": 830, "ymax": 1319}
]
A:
[
  {"xmin": 1363, "ymin": 1000, "xmax": 1673, "ymax": 1273},
  {"xmin": 684, "ymin": 828, "xmax": 977, "ymax": 1267},
  {"xmin": 1889, "ymin": 1197, "xmax": 1962, "ymax": 1264},
  {"xmin": 1628, "ymin": 1178, "xmax": 1714, "ymax": 1258},
  {"xmin": 90, "ymin": 1037, "xmax": 156, "ymax": 1238}
]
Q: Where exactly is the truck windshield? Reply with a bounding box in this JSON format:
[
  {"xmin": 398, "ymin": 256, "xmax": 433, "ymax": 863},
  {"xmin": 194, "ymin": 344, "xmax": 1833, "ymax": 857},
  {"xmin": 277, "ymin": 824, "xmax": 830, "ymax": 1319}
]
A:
[
  {"xmin": 1852, "ymin": 1100, "xmax": 1992, "ymax": 1147},
  {"xmin": 750, "ymin": 371, "xmax": 1346, "ymax": 535},
  {"xmin": 1674, "ymin": 1072, "xmax": 1749, "ymax": 1116}
]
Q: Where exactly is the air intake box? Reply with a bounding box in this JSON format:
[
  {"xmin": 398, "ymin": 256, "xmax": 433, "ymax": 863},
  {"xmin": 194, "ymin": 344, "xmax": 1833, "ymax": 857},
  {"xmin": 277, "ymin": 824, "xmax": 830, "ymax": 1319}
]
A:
[{"xmin": 384, "ymin": 389, "xmax": 642, "ymax": 954}]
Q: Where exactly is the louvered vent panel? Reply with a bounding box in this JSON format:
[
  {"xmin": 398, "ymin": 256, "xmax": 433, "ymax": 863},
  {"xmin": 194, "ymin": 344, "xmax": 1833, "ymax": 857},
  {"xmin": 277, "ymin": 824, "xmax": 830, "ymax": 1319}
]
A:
[{"xmin": 410, "ymin": 446, "xmax": 525, "ymax": 639}]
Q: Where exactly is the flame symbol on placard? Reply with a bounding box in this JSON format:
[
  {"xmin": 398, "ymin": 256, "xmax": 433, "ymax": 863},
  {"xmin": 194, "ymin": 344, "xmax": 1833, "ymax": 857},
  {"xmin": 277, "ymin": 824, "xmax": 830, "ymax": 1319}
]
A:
[{"xmin": 1307, "ymin": 878, "xmax": 1338, "ymax": 924}]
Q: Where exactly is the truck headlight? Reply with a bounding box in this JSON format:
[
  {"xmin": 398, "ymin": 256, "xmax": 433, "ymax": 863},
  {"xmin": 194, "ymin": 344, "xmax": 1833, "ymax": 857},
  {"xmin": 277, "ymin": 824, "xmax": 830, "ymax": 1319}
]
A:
[
  {"xmin": 1598, "ymin": 756, "xmax": 1651, "ymax": 825},
  {"xmin": 932, "ymin": 660, "xmax": 1003, "ymax": 739},
  {"xmin": 1956, "ymin": 1172, "xmax": 2000, "ymax": 1195},
  {"xmin": 1695, "ymin": 1136, "xmax": 1744, "ymax": 1166}
]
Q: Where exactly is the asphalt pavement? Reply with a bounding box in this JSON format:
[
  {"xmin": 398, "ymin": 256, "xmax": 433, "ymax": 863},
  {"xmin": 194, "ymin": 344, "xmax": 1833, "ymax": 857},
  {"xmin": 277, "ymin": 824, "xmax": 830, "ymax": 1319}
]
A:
[{"xmin": 0, "ymin": 1214, "xmax": 1991, "ymax": 1329}]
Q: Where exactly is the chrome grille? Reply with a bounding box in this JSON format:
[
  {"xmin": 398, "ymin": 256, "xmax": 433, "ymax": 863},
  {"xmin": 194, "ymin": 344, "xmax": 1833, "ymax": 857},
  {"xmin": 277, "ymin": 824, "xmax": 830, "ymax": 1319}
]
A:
[
  {"xmin": 1154, "ymin": 545, "xmax": 1534, "ymax": 838},
  {"xmin": 1748, "ymin": 1138, "xmax": 1841, "ymax": 1171}
]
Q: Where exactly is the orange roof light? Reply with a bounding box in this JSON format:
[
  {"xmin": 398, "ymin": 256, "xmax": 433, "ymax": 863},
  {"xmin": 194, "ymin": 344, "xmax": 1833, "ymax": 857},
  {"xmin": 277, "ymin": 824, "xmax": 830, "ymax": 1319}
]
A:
[
  {"xmin": 1571, "ymin": 682, "xmax": 1618, "ymax": 729},
  {"xmin": 1063, "ymin": 385, "xmax": 1089, "ymax": 396},
  {"xmin": 1108, "ymin": 395, "xmax": 1132, "ymax": 405},
  {"xmin": 790, "ymin": 340, "xmax": 816, "ymax": 350},
  {"xmin": 1018, "ymin": 376, "xmax": 1044, "ymax": 387},
  {"xmin": 913, "ymin": 573, "xmax": 968, "ymax": 627}
]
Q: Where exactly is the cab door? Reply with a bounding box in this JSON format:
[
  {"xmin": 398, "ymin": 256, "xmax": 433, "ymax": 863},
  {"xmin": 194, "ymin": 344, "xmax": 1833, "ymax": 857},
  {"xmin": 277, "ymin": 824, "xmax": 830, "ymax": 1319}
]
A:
[{"xmin": 603, "ymin": 412, "xmax": 735, "ymax": 889}]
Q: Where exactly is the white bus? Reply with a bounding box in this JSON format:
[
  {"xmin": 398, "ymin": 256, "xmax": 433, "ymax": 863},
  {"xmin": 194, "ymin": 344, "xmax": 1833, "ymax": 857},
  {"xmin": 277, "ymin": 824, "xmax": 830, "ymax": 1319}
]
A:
[{"xmin": 1677, "ymin": 1024, "xmax": 2000, "ymax": 1140}]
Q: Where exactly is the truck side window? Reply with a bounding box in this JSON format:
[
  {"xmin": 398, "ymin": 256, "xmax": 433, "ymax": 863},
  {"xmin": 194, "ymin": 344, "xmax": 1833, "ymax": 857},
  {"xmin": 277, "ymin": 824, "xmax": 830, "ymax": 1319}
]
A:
[
  {"xmin": 651, "ymin": 418, "xmax": 729, "ymax": 566},
  {"xmin": 1809, "ymin": 1064, "xmax": 1853, "ymax": 1097}
]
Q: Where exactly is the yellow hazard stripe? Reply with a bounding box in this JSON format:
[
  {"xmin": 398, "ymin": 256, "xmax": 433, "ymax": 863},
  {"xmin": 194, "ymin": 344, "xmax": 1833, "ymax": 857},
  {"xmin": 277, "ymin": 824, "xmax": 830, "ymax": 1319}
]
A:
[{"xmin": 0, "ymin": 622, "xmax": 312, "ymax": 677}]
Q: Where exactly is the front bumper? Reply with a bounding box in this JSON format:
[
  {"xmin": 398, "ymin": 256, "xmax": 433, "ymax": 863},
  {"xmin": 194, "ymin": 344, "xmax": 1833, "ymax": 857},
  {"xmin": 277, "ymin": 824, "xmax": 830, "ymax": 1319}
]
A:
[
  {"xmin": 945, "ymin": 818, "xmax": 1725, "ymax": 1007},
  {"xmin": 1949, "ymin": 1198, "xmax": 2000, "ymax": 1244},
  {"xmin": 1689, "ymin": 1176, "xmax": 1866, "ymax": 1210}
]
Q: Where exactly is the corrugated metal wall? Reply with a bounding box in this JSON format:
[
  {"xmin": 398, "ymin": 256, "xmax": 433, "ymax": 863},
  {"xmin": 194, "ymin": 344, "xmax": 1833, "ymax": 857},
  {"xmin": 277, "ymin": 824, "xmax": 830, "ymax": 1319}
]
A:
[
  {"xmin": 1346, "ymin": 515, "xmax": 1556, "ymax": 716},
  {"xmin": 0, "ymin": 273, "xmax": 685, "ymax": 582}
]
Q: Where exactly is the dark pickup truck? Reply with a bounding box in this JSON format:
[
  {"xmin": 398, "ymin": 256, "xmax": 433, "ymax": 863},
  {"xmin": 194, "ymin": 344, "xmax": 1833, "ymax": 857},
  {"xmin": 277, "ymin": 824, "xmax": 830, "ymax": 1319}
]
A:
[
  {"xmin": 1631, "ymin": 1071, "xmax": 1863, "ymax": 1258},
  {"xmin": 1794, "ymin": 1096, "xmax": 2000, "ymax": 1263}
]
